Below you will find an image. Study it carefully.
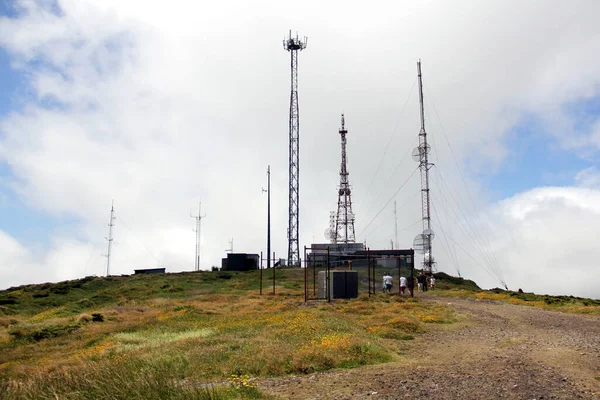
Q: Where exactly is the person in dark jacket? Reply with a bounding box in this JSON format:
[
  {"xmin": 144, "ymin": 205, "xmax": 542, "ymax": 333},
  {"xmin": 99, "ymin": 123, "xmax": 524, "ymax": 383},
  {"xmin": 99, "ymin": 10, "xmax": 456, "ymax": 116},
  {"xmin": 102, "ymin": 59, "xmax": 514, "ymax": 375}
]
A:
[
  {"xmin": 417, "ymin": 271, "xmax": 426, "ymax": 293},
  {"xmin": 407, "ymin": 274, "xmax": 415, "ymax": 296}
]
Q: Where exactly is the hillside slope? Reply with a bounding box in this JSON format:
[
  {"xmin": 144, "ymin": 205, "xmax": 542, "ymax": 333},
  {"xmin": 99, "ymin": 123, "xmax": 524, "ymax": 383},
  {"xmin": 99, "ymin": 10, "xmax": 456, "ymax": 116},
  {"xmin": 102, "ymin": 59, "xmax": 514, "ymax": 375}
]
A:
[
  {"xmin": 261, "ymin": 295, "xmax": 600, "ymax": 399},
  {"xmin": 0, "ymin": 269, "xmax": 598, "ymax": 399}
]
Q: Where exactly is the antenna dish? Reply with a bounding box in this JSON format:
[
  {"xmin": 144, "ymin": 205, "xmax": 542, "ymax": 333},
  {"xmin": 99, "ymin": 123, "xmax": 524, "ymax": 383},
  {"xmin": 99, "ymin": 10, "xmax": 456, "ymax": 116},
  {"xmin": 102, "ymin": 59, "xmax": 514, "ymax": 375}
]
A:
[
  {"xmin": 423, "ymin": 228, "xmax": 435, "ymax": 240},
  {"xmin": 412, "ymin": 144, "xmax": 431, "ymax": 162},
  {"xmin": 413, "ymin": 233, "xmax": 431, "ymax": 254}
]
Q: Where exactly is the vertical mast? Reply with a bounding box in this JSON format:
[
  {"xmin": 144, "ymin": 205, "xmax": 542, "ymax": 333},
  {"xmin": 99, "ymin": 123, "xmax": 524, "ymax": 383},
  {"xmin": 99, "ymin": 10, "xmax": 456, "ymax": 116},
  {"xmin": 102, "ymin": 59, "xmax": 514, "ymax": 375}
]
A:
[
  {"xmin": 334, "ymin": 114, "xmax": 356, "ymax": 244},
  {"xmin": 105, "ymin": 201, "xmax": 115, "ymax": 276},
  {"xmin": 416, "ymin": 60, "xmax": 435, "ymax": 273},
  {"xmin": 262, "ymin": 167, "xmax": 271, "ymax": 267},
  {"xmin": 191, "ymin": 202, "xmax": 206, "ymax": 271},
  {"xmin": 394, "ymin": 200, "xmax": 398, "ymax": 250},
  {"xmin": 283, "ymin": 31, "xmax": 307, "ymax": 266}
]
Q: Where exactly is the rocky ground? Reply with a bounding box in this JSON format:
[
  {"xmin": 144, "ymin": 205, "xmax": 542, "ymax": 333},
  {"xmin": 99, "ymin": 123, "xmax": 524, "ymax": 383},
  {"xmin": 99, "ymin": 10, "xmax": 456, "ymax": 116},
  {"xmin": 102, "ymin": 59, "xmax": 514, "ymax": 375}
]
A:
[{"xmin": 259, "ymin": 295, "xmax": 600, "ymax": 399}]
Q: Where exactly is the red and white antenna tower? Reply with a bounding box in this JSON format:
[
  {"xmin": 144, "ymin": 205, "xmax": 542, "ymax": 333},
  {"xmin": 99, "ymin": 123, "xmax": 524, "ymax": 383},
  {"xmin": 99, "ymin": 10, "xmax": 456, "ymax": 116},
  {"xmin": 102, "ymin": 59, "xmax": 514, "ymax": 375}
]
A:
[
  {"xmin": 412, "ymin": 60, "xmax": 436, "ymax": 272},
  {"xmin": 333, "ymin": 114, "xmax": 356, "ymax": 244}
]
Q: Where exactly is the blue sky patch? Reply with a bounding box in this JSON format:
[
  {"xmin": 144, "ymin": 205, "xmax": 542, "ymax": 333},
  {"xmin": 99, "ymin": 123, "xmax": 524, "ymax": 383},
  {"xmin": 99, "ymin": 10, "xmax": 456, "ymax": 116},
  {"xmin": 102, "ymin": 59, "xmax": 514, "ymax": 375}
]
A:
[
  {"xmin": 483, "ymin": 113, "xmax": 594, "ymax": 200},
  {"xmin": 0, "ymin": 162, "xmax": 74, "ymax": 246}
]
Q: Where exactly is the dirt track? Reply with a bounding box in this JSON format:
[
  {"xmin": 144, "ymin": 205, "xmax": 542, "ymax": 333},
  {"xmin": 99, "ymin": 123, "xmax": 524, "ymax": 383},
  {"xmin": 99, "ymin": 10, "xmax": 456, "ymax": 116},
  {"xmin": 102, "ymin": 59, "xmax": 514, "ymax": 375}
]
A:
[{"xmin": 260, "ymin": 296, "xmax": 600, "ymax": 400}]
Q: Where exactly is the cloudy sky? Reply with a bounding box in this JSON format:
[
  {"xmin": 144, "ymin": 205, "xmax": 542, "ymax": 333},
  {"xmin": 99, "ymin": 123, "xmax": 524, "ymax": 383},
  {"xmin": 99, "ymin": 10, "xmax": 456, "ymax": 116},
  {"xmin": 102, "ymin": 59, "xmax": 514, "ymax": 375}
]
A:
[{"xmin": 1, "ymin": 0, "xmax": 599, "ymax": 298}]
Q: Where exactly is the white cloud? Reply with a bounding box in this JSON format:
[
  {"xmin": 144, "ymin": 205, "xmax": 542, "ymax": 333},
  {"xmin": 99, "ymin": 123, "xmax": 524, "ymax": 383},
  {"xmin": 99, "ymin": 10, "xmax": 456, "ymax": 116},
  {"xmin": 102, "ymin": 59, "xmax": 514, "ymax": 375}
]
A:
[
  {"xmin": 478, "ymin": 186, "xmax": 600, "ymax": 299},
  {"xmin": 575, "ymin": 167, "xmax": 600, "ymax": 189},
  {"xmin": 0, "ymin": 0, "xmax": 600, "ymax": 297}
]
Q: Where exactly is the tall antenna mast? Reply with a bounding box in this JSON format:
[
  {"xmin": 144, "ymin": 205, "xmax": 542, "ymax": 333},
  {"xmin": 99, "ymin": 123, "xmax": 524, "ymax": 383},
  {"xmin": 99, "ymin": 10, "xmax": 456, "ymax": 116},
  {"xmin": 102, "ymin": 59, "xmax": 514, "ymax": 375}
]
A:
[
  {"xmin": 412, "ymin": 60, "xmax": 436, "ymax": 273},
  {"xmin": 190, "ymin": 202, "xmax": 206, "ymax": 271},
  {"xmin": 333, "ymin": 114, "xmax": 356, "ymax": 244},
  {"xmin": 262, "ymin": 167, "xmax": 272, "ymax": 268},
  {"xmin": 394, "ymin": 200, "xmax": 398, "ymax": 250},
  {"xmin": 225, "ymin": 238, "xmax": 234, "ymax": 253},
  {"xmin": 105, "ymin": 200, "xmax": 115, "ymax": 276},
  {"xmin": 283, "ymin": 30, "xmax": 307, "ymax": 267}
]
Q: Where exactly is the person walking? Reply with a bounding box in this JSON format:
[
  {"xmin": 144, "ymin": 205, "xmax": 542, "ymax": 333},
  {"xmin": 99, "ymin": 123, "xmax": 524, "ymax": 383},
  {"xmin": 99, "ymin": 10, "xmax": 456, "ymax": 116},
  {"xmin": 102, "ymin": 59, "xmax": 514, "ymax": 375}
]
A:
[
  {"xmin": 399, "ymin": 275, "xmax": 407, "ymax": 295},
  {"xmin": 383, "ymin": 273, "xmax": 393, "ymax": 293},
  {"xmin": 417, "ymin": 271, "xmax": 425, "ymax": 293},
  {"xmin": 430, "ymin": 275, "xmax": 436, "ymax": 290}
]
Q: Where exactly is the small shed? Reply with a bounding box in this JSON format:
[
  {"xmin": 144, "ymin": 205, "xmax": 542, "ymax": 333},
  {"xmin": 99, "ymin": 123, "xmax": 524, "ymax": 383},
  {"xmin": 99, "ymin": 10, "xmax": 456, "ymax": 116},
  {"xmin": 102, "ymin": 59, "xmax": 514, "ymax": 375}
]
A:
[
  {"xmin": 134, "ymin": 268, "xmax": 166, "ymax": 275},
  {"xmin": 221, "ymin": 253, "xmax": 259, "ymax": 271}
]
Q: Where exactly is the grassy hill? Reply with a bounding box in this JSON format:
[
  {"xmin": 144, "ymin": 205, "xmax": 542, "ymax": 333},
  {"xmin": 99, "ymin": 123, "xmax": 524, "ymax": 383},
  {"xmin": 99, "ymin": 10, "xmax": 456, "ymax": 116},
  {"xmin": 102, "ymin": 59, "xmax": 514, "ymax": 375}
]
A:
[{"xmin": 0, "ymin": 268, "xmax": 597, "ymax": 399}]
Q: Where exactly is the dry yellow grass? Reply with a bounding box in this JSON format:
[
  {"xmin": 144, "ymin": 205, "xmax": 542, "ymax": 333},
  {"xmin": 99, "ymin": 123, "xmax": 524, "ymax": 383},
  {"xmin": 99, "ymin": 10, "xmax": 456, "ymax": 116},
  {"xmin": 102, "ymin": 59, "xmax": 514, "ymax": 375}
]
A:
[
  {"xmin": 440, "ymin": 289, "xmax": 600, "ymax": 315},
  {"xmin": 1, "ymin": 286, "xmax": 456, "ymax": 398}
]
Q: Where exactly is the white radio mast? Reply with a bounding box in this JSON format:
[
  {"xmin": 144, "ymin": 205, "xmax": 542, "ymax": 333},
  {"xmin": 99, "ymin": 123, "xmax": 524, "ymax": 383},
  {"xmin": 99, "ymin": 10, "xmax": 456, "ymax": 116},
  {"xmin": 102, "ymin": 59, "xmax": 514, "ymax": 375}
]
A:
[
  {"xmin": 190, "ymin": 202, "xmax": 206, "ymax": 271},
  {"xmin": 225, "ymin": 237, "xmax": 234, "ymax": 253},
  {"xmin": 412, "ymin": 60, "xmax": 436, "ymax": 273},
  {"xmin": 105, "ymin": 201, "xmax": 115, "ymax": 276}
]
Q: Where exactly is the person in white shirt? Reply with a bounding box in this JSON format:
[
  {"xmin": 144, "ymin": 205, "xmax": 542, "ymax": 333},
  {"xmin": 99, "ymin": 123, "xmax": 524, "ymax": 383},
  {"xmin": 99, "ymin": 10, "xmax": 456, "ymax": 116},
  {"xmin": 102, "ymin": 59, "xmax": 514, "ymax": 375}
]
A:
[
  {"xmin": 383, "ymin": 273, "xmax": 393, "ymax": 293},
  {"xmin": 430, "ymin": 275, "xmax": 436, "ymax": 290},
  {"xmin": 399, "ymin": 276, "xmax": 407, "ymax": 295}
]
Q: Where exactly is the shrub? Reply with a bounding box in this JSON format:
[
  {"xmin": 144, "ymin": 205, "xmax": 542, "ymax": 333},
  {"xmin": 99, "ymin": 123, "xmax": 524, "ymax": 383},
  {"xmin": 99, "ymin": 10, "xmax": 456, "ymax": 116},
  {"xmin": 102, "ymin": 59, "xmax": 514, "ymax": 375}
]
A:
[
  {"xmin": 92, "ymin": 313, "xmax": 104, "ymax": 322},
  {"xmin": 75, "ymin": 298, "xmax": 95, "ymax": 308},
  {"xmin": 49, "ymin": 285, "xmax": 70, "ymax": 295},
  {"xmin": 77, "ymin": 314, "xmax": 93, "ymax": 324},
  {"xmin": 0, "ymin": 305, "xmax": 15, "ymax": 315},
  {"xmin": 8, "ymin": 322, "xmax": 80, "ymax": 342},
  {"xmin": 0, "ymin": 297, "xmax": 17, "ymax": 305},
  {"xmin": 0, "ymin": 317, "xmax": 19, "ymax": 328}
]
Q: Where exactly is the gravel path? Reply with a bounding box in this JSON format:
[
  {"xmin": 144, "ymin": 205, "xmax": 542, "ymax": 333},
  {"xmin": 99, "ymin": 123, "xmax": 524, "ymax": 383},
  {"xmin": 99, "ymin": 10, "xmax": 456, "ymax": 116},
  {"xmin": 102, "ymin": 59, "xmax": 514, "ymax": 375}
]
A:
[{"xmin": 259, "ymin": 296, "xmax": 600, "ymax": 399}]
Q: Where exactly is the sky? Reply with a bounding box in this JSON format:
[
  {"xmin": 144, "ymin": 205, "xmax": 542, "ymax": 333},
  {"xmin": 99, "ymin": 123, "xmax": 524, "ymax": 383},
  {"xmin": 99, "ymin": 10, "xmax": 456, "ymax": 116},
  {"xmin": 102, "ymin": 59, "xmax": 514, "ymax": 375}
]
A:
[{"xmin": 1, "ymin": 0, "xmax": 600, "ymax": 299}]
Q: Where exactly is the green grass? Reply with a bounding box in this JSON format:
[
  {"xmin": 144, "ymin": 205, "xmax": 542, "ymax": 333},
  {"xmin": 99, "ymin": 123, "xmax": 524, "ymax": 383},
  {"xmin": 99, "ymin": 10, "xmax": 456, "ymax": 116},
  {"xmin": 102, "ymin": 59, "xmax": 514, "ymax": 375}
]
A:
[
  {"xmin": 0, "ymin": 268, "xmax": 459, "ymax": 398},
  {"xmin": 2, "ymin": 266, "xmax": 594, "ymax": 398},
  {"xmin": 0, "ymin": 353, "xmax": 262, "ymax": 399},
  {"xmin": 0, "ymin": 271, "xmax": 271, "ymax": 317},
  {"xmin": 436, "ymin": 286, "xmax": 600, "ymax": 314}
]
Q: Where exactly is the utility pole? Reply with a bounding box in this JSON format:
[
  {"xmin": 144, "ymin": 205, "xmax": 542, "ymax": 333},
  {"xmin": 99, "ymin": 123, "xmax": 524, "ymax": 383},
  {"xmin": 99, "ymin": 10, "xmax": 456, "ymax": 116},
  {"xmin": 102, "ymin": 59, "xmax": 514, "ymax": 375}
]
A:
[
  {"xmin": 413, "ymin": 60, "xmax": 436, "ymax": 273},
  {"xmin": 190, "ymin": 202, "xmax": 206, "ymax": 271},
  {"xmin": 394, "ymin": 200, "xmax": 398, "ymax": 250},
  {"xmin": 105, "ymin": 200, "xmax": 115, "ymax": 276},
  {"xmin": 262, "ymin": 166, "xmax": 271, "ymax": 269},
  {"xmin": 283, "ymin": 30, "xmax": 307, "ymax": 267}
]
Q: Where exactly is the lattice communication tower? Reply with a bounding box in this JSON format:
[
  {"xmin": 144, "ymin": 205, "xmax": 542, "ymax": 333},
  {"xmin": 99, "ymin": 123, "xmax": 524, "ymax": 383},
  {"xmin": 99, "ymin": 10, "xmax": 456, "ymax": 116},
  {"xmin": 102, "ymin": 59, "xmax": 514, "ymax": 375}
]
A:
[
  {"xmin": 283, "ymin": 31, "xmax": 307, "ymax": 266},
  {"xmin": 333, "ymin": 114, "xmax": 356, "ymax": 243},
  {"xmin": 412, "ymin": 60, "xmax": 436, "ymax": 273},
  {"xmin": 190, "ymin": 202, "xmax": 205, "ymax": 271},
  {"xmin": 105, "ymin": 201, "xmax": 115, "ymax": 276}
]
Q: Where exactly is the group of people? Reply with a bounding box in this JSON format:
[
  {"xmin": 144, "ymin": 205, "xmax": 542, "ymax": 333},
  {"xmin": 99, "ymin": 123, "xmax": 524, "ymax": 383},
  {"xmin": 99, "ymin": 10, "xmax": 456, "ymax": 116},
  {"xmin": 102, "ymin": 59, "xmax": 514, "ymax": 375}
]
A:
[{"xmin": 382, "ymin": 271, "xmax": 435, "ymax": 295}]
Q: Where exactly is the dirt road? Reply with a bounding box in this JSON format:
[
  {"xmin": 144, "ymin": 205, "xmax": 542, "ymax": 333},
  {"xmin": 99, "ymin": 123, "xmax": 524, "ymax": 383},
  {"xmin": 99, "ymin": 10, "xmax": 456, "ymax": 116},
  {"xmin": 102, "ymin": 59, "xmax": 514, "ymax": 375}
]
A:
[{"xmin": 260, "ymin": 296, "xmax": 600, "ymax": 399}]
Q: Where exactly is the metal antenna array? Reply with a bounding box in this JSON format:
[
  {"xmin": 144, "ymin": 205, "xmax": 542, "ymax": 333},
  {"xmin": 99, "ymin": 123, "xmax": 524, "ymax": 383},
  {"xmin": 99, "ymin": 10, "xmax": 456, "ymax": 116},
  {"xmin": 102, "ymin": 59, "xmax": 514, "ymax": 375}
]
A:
[
  {"xmin": 190, "ymin": 202, "xmax": 206, "ymax": 271},
  {"xmin": 283, "ymin": 30, "xmax": 307, "ymax": 266},
  {"xmin": 412, "ymin": 60, "xmax": 436, "ymax": 273},
  {"xmin": 105, "ymin": 200, "xmax": 115, "ymax": 276},
  {"xmin": 333, "ymin": 114, "xmax": 356, "ymax": 244}
]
